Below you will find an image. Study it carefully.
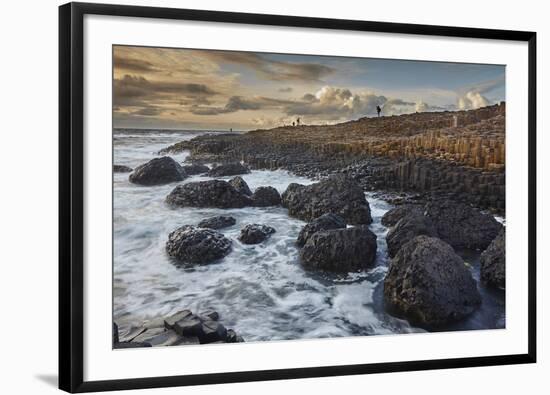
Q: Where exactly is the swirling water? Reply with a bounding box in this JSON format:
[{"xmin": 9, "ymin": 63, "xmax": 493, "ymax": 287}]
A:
[{"xmin": 113, "ymin": 129, "xmax": 504, "ymax": 342}]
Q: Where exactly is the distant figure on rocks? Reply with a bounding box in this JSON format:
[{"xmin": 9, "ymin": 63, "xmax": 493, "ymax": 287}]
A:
[
  {"xmin": 296, "ymin": 117, "xmax": 301, "ymax": 126},
  {"xmin": 376, "ymin": 105, "xmax": 382, "ymax": 117},
  {"xmin": 292, "ymin": 121, "xmax": 295, "ymax": 127}
]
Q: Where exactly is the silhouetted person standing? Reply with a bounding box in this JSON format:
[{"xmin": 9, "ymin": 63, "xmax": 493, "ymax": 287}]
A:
[
  {"xmin": 292, "ymin": 121, "xmax": 295, "ymax": 127},
  {"xmin": 376, "ymin": 105, "xmax": 382, "ymax": 117},
  {"xmin": 296, "ymin": 117, "xmax": 301, "ymax": 126}
]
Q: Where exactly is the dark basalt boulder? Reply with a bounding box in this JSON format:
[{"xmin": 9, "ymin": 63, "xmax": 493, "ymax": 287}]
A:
[
  {"xmin": 281, "ymin": 175, "xmax": 372, "ymax": 224},
  {"xmin": 113, "ymin": 164, "xmax": 133, "ymax": 173},
  {"xmin": 207, "ymin": 162, "xmax": 250, "ymax": 177},
  {"xmin": 238, "ymin": 224, "xmax": 276, "ymax": 244},
  {"xmin": 381, "ymin": 204, "xmax": 423, "ymax": 227},
  {"xmin": 166, "ymin": 225, "xmax": 232, "ymax": 264},
  {"xmin": 424, "ymin": 200, "xmax": 502, "ymax": 250},
  {"xmin": 197, "ymin": 215, "xmax": 236, "ymax": 230},
  {"xmin": 251, "ymin": 186, "xmax": 281, "ymax": 207},
  {"xmin": 480, "ymin": 229, "xmax": 505, "ymax": 289},
  {"xmin": 166, "ymin": 180, "xmax": 252, "ymax": 208},
  {"xmin": 384, "ymin": 235, "xmax": 481, "ymax": 326},
  {"xmin": 386, "ymin": 211, "xmax": 438, "ymax": 258},
  {"xmin": 300, "ymin": 226, "xmax": 377, "ymax": 272},
  {"xmin": 229, "ymin": 176, "xmax": 252, "ymax": 196},
  {"xmin": 182, "ymin": 163, "xmax": 210, "ymax": 175},
  {"xmin": 113, "ymin": 322, "xmax": 119, "ymax": 344},
  {"xmin": 296, "ymin": 213, "xmax": 347, "ymax": 247},
  {"xmin": 129, "ymin": 156, "xmax": 186, "ymax": 186}
]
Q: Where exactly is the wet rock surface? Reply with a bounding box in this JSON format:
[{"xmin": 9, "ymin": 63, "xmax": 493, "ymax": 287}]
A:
[
  {"xmin": 480, "ymin": 229, "xmax": 505, "ymax": 289},
  {"xmin": 114, "ymin": 164, "xmax": 133, "ymax": 173},
  {"xmin": 229, "ymin": 176, "xmax": 252, "ymax": 196},
  {"xmin": 166, "ymin": 180, "xmax": 252, "ymax": 209},
  {"xmin": 113, "ymin": 308, "xmax": 244, "ymax": 348},
  {"xmin": 386, "ymin": 210, "xmax": 438, "ymax": 258},
  {"xmin": 381, "ymin": 204, "xmax": 423, "ymax": 228},
  {"xmin": 197, "ymin": 215, "xmax": 236, "ymax": 230},
  {"xmin": 166, "ymin": 225, "xmax": 232, "ymax": 264},
  {"xmin": 384, "ymin": 235, "xmax": 481, "ymax": 327},
  {"xmin": 181, "ymin": 163, "xmax": 210, "ymax": 175},
  {"xmin": 425, "ymin": 200, "xmax": 502, "ymax": 250},
  {"xmin": 207, "ymin": 162, "xmax": 250, "ymax": 177},
  {"xmin": 251, "ymin": 186, "xmax": 282, "ymax": 207},
  {"xmin": 296, "ymin": 213, "xmax": 347, "ymax": 247},
  {"xmin": 238, "ymin": 224, "xmax": 276, "ymax": 244},
  {"xmin": 300, "ymin": 226, "xmax": 377, "ymax": 272},
  {"xmin": 282, "ymin": 175, "xmax": 372, "ymax": 224},
  {"xmin": 129, "ymin": 156, "xmax": 186, "ymax": 186}
]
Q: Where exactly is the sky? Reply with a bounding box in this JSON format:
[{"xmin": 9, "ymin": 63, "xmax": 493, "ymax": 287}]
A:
[{"xmin": 113, "ymin": 45, "xmax": 505, "ymax": 131}]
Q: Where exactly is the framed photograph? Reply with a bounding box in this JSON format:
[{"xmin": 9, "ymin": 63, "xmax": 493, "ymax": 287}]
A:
[{"xmin": 59, "ymin": 2, "xmax": 537, "ymax": 392}]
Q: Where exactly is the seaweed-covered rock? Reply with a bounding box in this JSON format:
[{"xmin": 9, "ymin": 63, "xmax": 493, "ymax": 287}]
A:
[
  {"xmin": 480, "ymin": 229, "xmax": 505, "ymax": 289},
  {"xmin": 300, "ymin": 226, "xmax": 377, "ymax": 272},
  {"xmin": 166, "ymin": 180, "xmax": 252, "ymax": 208},
  {"xmin": 386, "ymin": 211, "xmax": 438, "ymax": 257},
  {"xmin": 296, "ymin": 213, "xmax": 347, "ymax": 247},
  {"xmin": 207, "ymin": 162, "xmax": 250, "ymax": 177},
  {"xmin": 166, "ymin": 225, "xmax": 232, "ymax": 264},
  {"xmin": 282, "ymin": 175, "xmax": 372, "ymax": 224},
  {"xmin": 425, "ymin": 200, "xmax": 502, "ymax": 250},
  {"xmin": 197, "ymin": 216, "xmax": 236, "ymax": 230},
  {"xmin": 251, "ymin": 186, "xmax": 281, "ymax": 207},
  {"xmin": 238, "ymin": 224, "xmax": 276, "ymax": 244},
  {"xmin": 384, "ymin": 235, "xmax": 481, "ymax": 326},
  {"xmin": 228, "ymin": 176, "xmax": 252, "ymax": 196},
  {"xmin": 129, "ymin": 156, "xmax": 186, "ymax": 185}
]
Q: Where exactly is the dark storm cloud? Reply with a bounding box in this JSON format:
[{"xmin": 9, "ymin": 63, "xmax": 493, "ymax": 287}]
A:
[
  {"xmin": 131, "ymin": 106, "xmax": 163, "ymax": 116},
  {"xmin": 191, "ymin": 96, "xmax": 295, "ymax": 115},
  {"xmin": 198, "ymin": 51, "xmax": 335, "ymax": 82},
  {"xmin": 114, "ymin": 54, "xmax": 159, "ymax": 73},
  {"xmin": 113, "ymin": 75, "xmax": 218, "ymax": 107}
]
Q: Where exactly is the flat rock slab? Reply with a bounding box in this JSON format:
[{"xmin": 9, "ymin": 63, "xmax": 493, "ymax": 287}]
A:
[
  {"xmin": 134, "ymin": 329, "xmax": 182, "ymax": 347},
  {"xmin": 164, "ymin": 310, "xmax": 193, "ymax": 330}
]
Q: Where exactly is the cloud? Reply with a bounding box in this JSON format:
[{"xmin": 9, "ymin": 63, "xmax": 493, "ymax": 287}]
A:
[
  {"xmin": 284, "ymin": 86, "xmax": 387, "ymax": 119},
  {"xmin": 113, "ymin": 74, "xmax": 217, "ymax": 107},
  {"xmin": 190, "ymin": 85, "xmax": 445, "ymax": 122},
  {"xmin": 131, "ymin": 106, "xmax": 163, "ymax": 116},
  {"xmin": 197, "ymin": 50, "xmax": 335, "ymax": 82},
  {"xmin": 278, "ymin": 87, "xmax": 293, "ymax": 93},
  {"xmin": 458, "ymin": 91, "xmax": 490, "ymax": 110},
  {"xmin": 114, "ymin": 54, "xmax": 159, "ymax": 73},
  {"xmin": 191, "ymin": 96, "xmax": 294, "ymax": 115},
  {"xmin": 457, "ymin": 76, "xmax": 504, "ymax": 110},
  {"xmin": 415, "ymin": 101, "xmax": 452, "ymax": 112}
]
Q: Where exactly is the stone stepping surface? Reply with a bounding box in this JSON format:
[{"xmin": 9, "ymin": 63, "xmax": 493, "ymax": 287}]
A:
[{"xmin": 113, "ymin": 309, "xmax": 244, "ymax": 349}]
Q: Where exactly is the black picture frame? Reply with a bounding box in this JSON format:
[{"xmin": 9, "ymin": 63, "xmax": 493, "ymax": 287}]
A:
[{"xmin": 59, "ymin": 2, "xmax": 537, "ymax": 392}]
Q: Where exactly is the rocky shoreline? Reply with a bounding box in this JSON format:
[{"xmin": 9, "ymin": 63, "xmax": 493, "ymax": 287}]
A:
[
  {"xmin": 114, "ymin": 105, "xmax": 506, "ymax": 347},
  {"xmin": 159, "ymin": 104, "xmax": 505, "ymax": 215}
]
